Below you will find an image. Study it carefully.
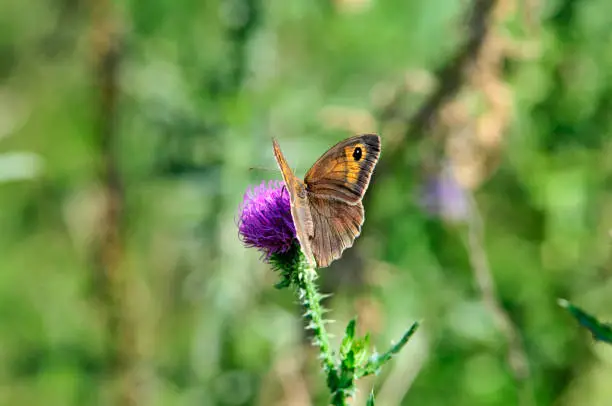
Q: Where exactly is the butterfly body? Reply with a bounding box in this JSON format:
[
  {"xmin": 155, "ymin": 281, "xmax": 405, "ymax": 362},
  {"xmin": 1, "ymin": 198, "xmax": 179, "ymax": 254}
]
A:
[{"xmin": 272, "ymin": 134, "xmax": 381, "ymax": 268}]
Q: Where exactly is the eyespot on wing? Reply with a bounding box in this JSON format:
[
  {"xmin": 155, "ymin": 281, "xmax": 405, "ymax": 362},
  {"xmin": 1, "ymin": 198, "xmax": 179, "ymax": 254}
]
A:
[{"xmin": 304, "ymin": 134, "xmax": 381, "ymax": 203}]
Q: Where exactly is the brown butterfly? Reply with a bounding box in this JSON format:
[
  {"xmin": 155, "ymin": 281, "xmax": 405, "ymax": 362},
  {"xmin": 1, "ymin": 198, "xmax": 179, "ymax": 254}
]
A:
[{"xmin": 272, "ymin": 134, "xmax": 381, "ymax": 268}]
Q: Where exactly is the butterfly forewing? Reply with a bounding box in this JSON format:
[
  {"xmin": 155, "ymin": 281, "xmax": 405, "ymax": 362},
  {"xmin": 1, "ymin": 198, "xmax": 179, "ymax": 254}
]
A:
[{"xmin": 304, "ymin": 134, "xmax": 381, "ymax": 204}]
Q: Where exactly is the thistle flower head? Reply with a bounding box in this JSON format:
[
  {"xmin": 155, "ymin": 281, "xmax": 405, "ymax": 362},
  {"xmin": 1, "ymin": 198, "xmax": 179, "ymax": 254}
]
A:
[
  {"xmin": 238, "ymin": 180, "xmax": 297, "ymax": 259},
  {"xmin": 420, "ymin": 164, "xmax": 470, "ymax": 222}
]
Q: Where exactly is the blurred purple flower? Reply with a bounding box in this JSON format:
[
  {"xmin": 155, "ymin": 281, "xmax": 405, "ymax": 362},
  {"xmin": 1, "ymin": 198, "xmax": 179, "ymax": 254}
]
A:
[
  {"xmin": 238, "ymin": 180, "xmax": 297, "ymax": 258},
  {"xmin": 420, "ymin": 165, "xmax": 470, "ymax": 222}
]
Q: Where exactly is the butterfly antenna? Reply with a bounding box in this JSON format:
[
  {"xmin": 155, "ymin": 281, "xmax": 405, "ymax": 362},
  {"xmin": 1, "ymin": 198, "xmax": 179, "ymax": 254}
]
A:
[{"xmin": 248, "ymin": 166, "xmax": 279, "ymax": 172}]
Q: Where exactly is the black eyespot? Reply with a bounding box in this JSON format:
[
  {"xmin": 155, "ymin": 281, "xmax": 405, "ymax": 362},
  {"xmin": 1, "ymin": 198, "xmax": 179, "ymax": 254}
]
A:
[{"xmin": 352, "ymin": 147, "xmax": 362, "ymax": 161}]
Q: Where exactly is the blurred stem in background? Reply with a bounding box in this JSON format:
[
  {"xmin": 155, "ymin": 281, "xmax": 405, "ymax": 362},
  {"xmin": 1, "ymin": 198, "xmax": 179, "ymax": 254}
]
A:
[
  {"xmin": 462, "ymin": 197, "xmax": 534, "ymax": 406},
  {"xmin": 90, "ymin": 2, "xmax": 142, "ymax": 405},
  {"xmin": 445, "ymin": 0, "xmax": 535, "ymax": 403},
  {"xmin": 212, "ymin": 0, "xmax": 260, "ymax": 267},
  {"xmin": 373, "ymin": 0, "xmax": 539, "ymax": 404}
]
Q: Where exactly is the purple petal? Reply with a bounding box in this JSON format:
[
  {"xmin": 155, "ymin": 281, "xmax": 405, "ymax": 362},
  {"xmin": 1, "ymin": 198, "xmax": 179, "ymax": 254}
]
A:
[
  {"xmin": 420, "ymin": 165, "xmax": 470, "ymax": 222},
  {"xmin": 238, "ymin": 180, "xmax": 297, "ymax": 258}
]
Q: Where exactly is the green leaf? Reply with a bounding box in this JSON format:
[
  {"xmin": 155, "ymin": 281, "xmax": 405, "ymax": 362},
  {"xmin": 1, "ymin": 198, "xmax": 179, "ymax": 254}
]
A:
[
  {"xmin": 345, "ymin": 318, "xmax": 357, "ymax": 340},
  {"xmin": 274, "ymin": 278, "xmax": 291, "ymax": 289},
  {"xmin": 357, "ymin": 321, "xmax": 420, "ymax": 378},
  {"xmin": 354, "ymin": 340, "xmax": 370, "ymax": 367},
  {"xmin": 344, "ymin": 349, "xmax": 356, "ymax": 369},
  {"xmin": 270, "ymin": 243, "xmax": 303, "ymax": 289},
  {"xmin": 367, "ymin": 390, "xmax": 375, "ymax": 406},
  {"xmin": 559, "ymin": 299, "xmax": 612, "ymax": 344},
  {"xmin": 340, "ymin": 318, "xmax": 357, "ymax": 357}
]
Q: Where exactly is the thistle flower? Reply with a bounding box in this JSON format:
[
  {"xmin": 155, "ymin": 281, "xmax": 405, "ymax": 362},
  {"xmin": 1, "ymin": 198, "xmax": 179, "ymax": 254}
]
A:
[
  {"xmin": 420, "ymin": 164, "xmax": 470, "ymax": 222},
  {"xmin": 238, "ymin": 180, "xmax": 296, "ymax": 259}
]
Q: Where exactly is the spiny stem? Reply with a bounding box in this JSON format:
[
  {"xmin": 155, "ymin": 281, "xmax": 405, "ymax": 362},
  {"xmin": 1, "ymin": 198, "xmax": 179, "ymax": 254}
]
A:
[
  {"xmin": 293, "ymin": 259, "xmax": 337, "ymax": 375},
  {"xmin": 287, "ymin": 252, "xmax": 348, "ymax": 405}
]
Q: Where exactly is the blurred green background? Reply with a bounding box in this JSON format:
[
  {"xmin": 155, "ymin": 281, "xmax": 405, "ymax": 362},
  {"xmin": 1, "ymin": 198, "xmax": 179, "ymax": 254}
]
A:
[{"xmin": 1, "ymin": 0, "xmax": 611, "ymax": 405}]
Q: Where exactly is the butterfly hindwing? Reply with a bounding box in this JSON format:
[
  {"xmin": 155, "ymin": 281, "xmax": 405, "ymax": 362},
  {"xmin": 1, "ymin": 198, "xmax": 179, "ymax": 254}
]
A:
[{"xmin": 307, "ymin": 194, "xmax": 364, "ymax": 268}]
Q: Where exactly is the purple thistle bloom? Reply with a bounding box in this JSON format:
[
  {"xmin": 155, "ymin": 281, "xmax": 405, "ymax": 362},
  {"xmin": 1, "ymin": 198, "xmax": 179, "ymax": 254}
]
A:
[
  {"xmin": 420, "ymin": 164, "xmax": 470, "ymax": 223},
  {"xmin": 238, "ymin": 180, "xmax": 297, "ymax": 258}
]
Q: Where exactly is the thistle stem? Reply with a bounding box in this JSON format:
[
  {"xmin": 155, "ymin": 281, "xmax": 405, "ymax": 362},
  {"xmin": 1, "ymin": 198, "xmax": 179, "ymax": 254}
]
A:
[
  {"xmin": 294, "ymin": 262, "xmax": 337, "ymax": 374},
  {"xmin": 272, "ymin": 246, "xmax": 418, "ymax": 405}
]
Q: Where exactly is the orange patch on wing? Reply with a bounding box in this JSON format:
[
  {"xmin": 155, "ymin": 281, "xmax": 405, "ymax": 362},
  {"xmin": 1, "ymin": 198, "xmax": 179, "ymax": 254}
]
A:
[{"xmin": 342, "ymin": 143, "xmax": 365, "ymax": 185}]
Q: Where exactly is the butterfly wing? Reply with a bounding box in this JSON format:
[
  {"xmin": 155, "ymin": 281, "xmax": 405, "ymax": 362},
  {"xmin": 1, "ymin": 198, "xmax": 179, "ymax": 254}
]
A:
[
  {"xmin": 304, "ymin": 134, "xmax": 381, "ymax": 204},
  {"xmin": 272, "ymin": 138, "xmax": 316, "ymax": 266},
  {"xmin": 307, "ymin": 194, "xmax": 364, "ymax": 268},
  {"xmin": 273, "ymin": 134, "xmax": 381, "ymax": 268}
]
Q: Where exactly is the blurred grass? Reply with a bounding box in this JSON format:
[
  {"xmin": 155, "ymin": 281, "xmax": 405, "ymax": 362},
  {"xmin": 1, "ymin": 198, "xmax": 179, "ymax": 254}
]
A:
[{"xmin": 1, "ymin": 0, "xmax": 612, "ymax": 405}]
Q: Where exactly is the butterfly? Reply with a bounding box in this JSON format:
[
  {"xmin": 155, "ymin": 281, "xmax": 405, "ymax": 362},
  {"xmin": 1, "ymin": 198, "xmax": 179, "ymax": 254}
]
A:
[{"xmin": 272, "ymin": 134, "xmax": 381, "ymax": 268}]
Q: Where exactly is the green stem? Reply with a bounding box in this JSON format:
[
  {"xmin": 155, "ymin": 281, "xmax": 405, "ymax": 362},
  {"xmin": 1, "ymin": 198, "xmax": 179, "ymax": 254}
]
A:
[
  {"xmin": 292, "ymin": 258, "xmax": 342, "ymax": 399},
  {"xmin": 298, "ymin": 264, "xmax": 336, "ymax": 372}
]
